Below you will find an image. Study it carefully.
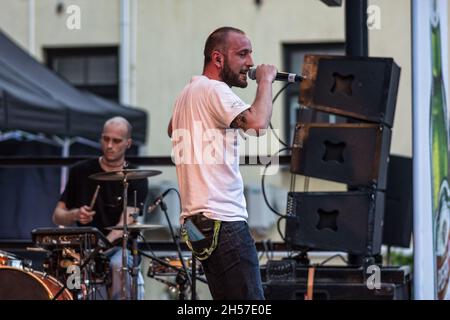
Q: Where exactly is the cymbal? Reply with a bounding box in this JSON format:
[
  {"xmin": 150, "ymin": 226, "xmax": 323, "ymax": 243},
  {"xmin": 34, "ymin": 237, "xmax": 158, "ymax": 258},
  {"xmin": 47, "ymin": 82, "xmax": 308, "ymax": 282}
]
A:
[
  {"xmin": 89, "ymin": 169, "xmax": 162, "ymax": 181},
  {"xmin": 105, "ymin": 224, "xmax": 164, "ymax": 231}
]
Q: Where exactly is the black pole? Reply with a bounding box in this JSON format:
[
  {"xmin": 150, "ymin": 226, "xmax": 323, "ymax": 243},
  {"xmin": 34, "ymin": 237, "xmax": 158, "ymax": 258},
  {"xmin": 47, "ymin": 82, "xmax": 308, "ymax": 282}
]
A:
[
  {"xmin": 160, "ymin": 201, "xmax": 192, "ymax": 287},
  {"xmin": 191, "ymin": 255, "xmax": 197, "ymax": 300},
  {"xmin": 345, "ymin": 0, "xmax": 368, "ymax": 267},
  {"xmin": 345, "ymin": 0, "xmax": 368, "ymax": 57}
]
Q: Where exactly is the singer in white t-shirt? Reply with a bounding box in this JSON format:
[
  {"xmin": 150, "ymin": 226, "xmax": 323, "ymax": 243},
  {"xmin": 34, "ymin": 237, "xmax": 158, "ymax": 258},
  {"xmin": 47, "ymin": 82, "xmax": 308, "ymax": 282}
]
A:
[{"xmin": 168, "ymin": 26, "xmax": 277, "ymax": 300}]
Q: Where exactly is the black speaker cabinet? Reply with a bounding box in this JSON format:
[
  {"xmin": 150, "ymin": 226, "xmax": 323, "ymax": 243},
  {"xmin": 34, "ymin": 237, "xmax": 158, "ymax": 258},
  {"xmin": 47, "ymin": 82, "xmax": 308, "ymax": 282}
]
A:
[
  {"xmin": 285, "ymin": 191, "xmax": 385, "ymax": 256},
  {"xmin": 300, "ymin": 54, "xmax": 401, "ymax": 128},
  {"xmin": 383, "ymin": 155, "xmax": 413, "ymax": 248},
  {"xmin": 290, "ymin": 123, "xmax": 391, "ymax": 189},
  {"xmin": 261, "ymin": 264, "xmax": 411, "ymax": 300}
]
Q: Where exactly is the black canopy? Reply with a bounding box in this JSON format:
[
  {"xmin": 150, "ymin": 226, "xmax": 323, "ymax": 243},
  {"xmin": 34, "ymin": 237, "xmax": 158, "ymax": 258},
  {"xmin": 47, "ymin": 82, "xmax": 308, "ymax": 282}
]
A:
[{"xmin": 0, "ymin": 30, "xmax": 147, "ymax": 143}]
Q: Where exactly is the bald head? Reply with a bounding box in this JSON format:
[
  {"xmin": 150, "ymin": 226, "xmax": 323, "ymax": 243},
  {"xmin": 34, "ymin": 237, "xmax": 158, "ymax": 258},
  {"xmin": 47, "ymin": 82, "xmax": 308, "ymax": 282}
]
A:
[
  {"xmin": 101, "ymin": 117, "xmax": 133, "ymax": 164},
  {"xmin": 103, "ymin": 116, "xmax": 132, "ymax": 139}
]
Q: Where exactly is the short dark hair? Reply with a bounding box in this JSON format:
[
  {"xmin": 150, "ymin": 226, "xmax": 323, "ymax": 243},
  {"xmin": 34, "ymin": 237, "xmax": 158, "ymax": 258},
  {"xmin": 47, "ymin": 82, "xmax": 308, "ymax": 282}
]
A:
[{"xmin": 203, "ymin": 27, "xmax": 245, "ymax": 67}]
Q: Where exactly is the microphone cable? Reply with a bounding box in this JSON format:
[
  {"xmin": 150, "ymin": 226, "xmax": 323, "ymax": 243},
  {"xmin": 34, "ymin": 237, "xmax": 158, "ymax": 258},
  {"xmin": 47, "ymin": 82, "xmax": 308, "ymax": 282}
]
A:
[
  {"xmin": 269, "ymin": 82, "xmax": 294, "ymax": 148},
  {"xmin": 260, "ymin": 147, "xmax": 292, "ymax": 242}
]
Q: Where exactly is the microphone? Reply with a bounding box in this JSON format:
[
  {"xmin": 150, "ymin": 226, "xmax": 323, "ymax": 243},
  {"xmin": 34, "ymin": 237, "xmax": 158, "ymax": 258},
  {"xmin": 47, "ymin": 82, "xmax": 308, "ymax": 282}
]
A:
[
  {"xmin": 147, "ymin": 189, "xmax": 171, "ymax": 214},
  {"xmin": 247, "ymin": 68, "xmax": 305, "ymax": 83}
]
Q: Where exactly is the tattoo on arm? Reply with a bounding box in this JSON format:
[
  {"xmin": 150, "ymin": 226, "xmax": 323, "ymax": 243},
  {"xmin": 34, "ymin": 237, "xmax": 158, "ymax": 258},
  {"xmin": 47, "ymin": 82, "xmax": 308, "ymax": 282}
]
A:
[{"xmin": 230, "ymin": 111, "xmax": 248, "ymax": 130}]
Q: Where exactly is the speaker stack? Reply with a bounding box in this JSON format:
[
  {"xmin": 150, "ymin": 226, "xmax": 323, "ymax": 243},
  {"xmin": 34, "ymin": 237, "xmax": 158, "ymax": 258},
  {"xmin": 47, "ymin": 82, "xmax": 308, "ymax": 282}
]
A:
[{"xmin": 285, "ymin": 54, "xmax": 401, "ymax": 257}]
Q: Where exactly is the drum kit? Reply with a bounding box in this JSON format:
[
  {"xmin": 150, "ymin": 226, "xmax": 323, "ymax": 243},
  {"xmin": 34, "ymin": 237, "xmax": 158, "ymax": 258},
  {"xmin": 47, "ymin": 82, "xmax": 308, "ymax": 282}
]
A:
[
  {"xmin": 0, "ymin": 168, "xmax": 198, "ymax": 300},
  {"xmin": 89, "ymin": 168, "xmax": 165, "ymax": 300}
]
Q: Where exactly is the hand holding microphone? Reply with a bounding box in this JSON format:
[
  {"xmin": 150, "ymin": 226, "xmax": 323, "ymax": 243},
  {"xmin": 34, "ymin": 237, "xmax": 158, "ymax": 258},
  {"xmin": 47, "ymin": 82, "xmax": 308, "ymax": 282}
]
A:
[
  {"xmin": 249, "ymin": 64, "xmax": 278, "ymax": 84},
  {"xmin": 248, "ymin": 65, "xmax": 305, "ymax": 83}
]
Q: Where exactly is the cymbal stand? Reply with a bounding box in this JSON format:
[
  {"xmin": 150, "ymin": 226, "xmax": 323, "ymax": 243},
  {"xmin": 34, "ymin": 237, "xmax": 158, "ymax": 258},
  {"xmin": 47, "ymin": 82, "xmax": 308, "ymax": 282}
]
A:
[
  {"xmin": 130, "ymin": 190, "xmax": 139, "ymax": 300},
  {"xmin": 121, "ymin": 175, "xmax": 129, "ymax": 300},
  {"xmin": 159, "ymin": 200, "xmax": 193, "ymax": 290},
  {"xmin": 130, "ymin": 231, "xmax": 141, "ymax": 300}
]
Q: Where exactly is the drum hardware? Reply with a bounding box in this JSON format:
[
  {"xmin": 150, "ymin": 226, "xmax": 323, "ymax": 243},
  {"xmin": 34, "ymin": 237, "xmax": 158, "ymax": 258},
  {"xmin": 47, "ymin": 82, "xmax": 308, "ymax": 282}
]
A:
[
  {"xmin": 105, "ymin": 224, "xmax": 164, "ymax": 232},
  {"xmin": 147, "ymin": 256, "xmax": 202, "ymax": 276},
  {"xmin": 52, "ymin": 244, "xmax": 104, "ymax": 300},
  {"xmin": 90, "ymin": 168, "xmax": 162, "ymax": 300},
  {"xmin": 146, "ymin": 268, "xmax": 190, "ymax": 300},
  {"xmin": 105, "ymin": 223, "xmax": 165, "ymax": 300},
  {"xmin": 63, "ymin": 247, "xmax": 80, "ymax": 262},
  {"xmin": 141, "ymin": 250, "xmax": 206, "ymax": 300},
  {"xmin": 0, "ymin": 250, "xmax": 26, "ymax": 269},
  {"xmin": 32, "ymin": 227, "xmax": 112, "ymax": 250},
  {"xmin": 58, "ymin": 248, "xmax": 80, "ymax": 274},
  {"xmin": 32, "ymin": 227, "xmax": 112, "ymax": 300}
]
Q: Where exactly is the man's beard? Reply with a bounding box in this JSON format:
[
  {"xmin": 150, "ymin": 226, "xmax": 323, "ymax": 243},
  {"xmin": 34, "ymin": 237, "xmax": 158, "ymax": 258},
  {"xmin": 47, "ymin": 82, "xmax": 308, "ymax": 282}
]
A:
[{"xmin": 220, "ymin": 57, "xmax": 248, "ymax": 88}]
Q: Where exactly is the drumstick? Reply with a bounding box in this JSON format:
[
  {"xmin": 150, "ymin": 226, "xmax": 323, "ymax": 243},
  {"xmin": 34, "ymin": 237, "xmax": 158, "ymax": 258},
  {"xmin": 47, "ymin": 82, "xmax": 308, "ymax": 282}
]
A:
[{"xmin": 89, "ymin": 185, "xmax": 101, "ymax": 209}]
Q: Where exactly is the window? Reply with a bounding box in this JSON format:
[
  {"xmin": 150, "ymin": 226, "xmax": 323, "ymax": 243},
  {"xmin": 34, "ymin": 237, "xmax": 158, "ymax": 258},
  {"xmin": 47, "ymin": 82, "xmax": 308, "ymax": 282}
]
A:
[
  {"xmin": 45, "ymin": 47, "xmax": 119, "ymax": 102},
  {"xmin": 283, "ymin": 43, "xmax": 345, "ymax": 146}
]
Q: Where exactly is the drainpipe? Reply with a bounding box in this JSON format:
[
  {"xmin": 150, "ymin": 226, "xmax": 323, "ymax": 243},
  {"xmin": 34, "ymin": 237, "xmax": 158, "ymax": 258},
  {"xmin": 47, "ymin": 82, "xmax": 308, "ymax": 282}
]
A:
[
  {"xmin": 130, "ymin": 0, "xmax": 138, "ymax": 106},
  {"xmin": 28, "ymin": 0, "xmax": 35, "ymax": 55},
  {"xmin": 120, "ymin": 0, "xmax": 131, "ymax": 105}
]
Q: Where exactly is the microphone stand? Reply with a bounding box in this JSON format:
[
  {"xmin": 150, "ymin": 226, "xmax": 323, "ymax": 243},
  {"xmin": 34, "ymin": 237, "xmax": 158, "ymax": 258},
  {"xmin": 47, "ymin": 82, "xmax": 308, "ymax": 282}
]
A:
[
  {"xmin": 146, "ymin": 188, "xmax": 200, "ymax": 299},
  {"xmin": 160, "ymin": 200, "xmax": 192, "ymax": 288},
  {"xmin": 191, "ymin": 256, "xmax": 197, "ymax": 300}
]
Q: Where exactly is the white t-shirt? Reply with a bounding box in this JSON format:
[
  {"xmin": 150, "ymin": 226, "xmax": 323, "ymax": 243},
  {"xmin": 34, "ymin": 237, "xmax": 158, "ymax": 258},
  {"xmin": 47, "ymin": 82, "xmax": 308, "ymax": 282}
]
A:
[{"xmin": 171, "ymin": 75, "xmax": 251, "ymax": 223}]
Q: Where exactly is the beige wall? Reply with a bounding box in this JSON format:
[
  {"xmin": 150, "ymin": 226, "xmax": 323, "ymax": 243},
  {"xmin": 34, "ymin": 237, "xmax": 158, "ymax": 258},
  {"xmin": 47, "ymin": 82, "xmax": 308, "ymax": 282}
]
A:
[
  {"xmin": 369, "ymin": 0, "xmax": 412, "ymax": 157},
  {"xmin": 0, "ymin": 0, "xmax": 120, "ymax": 60},
  {"xmin": 0, "ymin": 0, "xmax": 29, "ymax": 49},
  {"xmin": 34, "ymin": 0, "xmax": 120, "ymax": 54}
]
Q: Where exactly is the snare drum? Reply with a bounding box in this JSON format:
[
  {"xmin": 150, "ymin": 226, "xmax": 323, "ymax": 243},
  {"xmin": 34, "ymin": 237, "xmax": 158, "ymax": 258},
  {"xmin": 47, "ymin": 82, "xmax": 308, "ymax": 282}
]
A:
[
  {"xmin": 0, "ymin": 266, "xmax": 72, "ymax": 300},
  {"xmin": 0, "ymin": 250, "xmax": 23, "ymax": 269}
]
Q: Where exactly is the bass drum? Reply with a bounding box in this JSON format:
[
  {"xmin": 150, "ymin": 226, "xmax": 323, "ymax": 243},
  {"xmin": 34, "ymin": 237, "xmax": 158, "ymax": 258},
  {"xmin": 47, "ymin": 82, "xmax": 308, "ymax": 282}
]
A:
[{"xmin": 0, "ymin": 266, "xmax": 72, "ymax": 300}]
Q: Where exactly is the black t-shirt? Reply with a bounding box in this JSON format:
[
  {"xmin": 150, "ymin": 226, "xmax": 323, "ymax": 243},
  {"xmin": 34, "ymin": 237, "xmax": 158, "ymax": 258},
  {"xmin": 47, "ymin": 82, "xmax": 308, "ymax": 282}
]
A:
[{"xmin": 60, "ymin": 158, "xmax": 148, "ymax": 236}]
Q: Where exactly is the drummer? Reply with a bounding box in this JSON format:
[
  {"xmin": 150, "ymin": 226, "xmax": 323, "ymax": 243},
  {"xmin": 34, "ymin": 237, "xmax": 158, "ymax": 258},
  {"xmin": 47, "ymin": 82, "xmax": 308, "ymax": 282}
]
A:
[{"xmin": 52, "ymin": 116, "xmax": 148, "ymax": 300}]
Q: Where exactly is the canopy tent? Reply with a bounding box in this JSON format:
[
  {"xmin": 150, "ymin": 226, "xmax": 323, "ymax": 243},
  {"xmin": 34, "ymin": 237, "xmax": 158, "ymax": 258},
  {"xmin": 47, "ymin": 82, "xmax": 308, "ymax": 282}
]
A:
[
  {"xmin": 0, "ymin": 58, "xmax": 67, "ymax": 136},
  {"xmin": 0, "ymin": 30, "xmax": 147, "ymax": 143}
]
